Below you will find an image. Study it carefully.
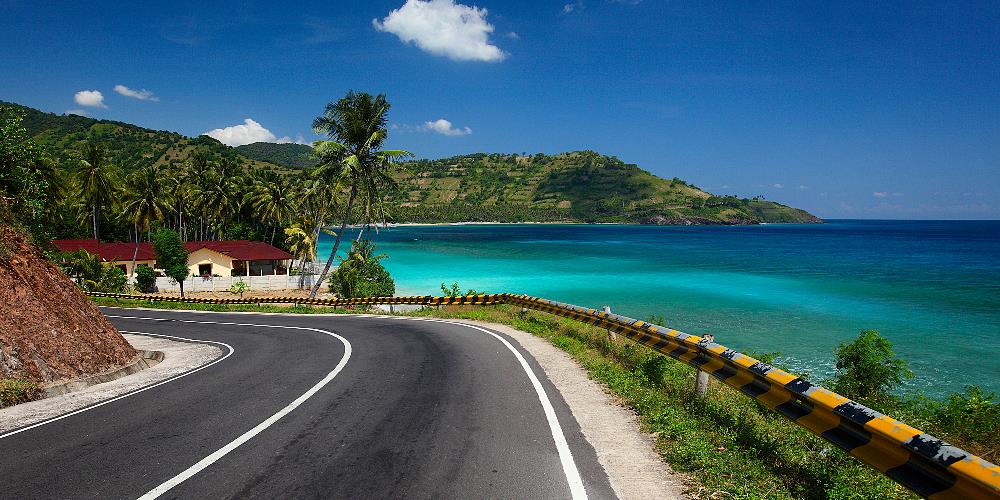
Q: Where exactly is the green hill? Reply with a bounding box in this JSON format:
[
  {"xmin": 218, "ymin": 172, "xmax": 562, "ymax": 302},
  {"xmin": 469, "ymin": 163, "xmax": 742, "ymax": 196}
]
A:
[
  {"xmin": 3, "ymin": 101, "xmax": 820, "ymax": 225},
  {"xmin": 386, "ymin": 152, "xmax": 821, "ymax": 224},
  {"xmin": 4, "ymin": 101, "xmax": 286, "ymax": 172},
  {"xmin": 235, "ymin": 142, "xmax": 318, "ymax": 169}
]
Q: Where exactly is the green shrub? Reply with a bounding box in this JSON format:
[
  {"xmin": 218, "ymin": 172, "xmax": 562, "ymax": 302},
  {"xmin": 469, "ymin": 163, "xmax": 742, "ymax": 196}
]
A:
[
  {"xmin": 229, "ymin": 279, "xmax": 249, "ymax": 298},
  {"xmin": 927, "ymin": 386, "xmax": 1000, "ymax": 455},
  {"xmin": 97, "ymin": 265, "xmax": 128, "ymax": 292},
  {"xmin": 328, "ymin": 240, "xmax": 395, "ymax": 298},
  {"xmin": 134, "ymin": 265, "xmax": 156, "ymax": 293},
  {"xmin": 832, "ymin": 330, "xmax": 913, "ymax": 401},
  {"xmin": 0, "ymin": 378, "xmax": 42, "ymax": 408}
]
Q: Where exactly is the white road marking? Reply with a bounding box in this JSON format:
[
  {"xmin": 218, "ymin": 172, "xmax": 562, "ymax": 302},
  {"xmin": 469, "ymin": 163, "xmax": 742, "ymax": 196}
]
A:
[
  {"xmin": 370, "ymin": 315, "xmax": 589, "ymax": 500},
  {"xmin": 0, "ymin": 332, "xmax": 234, "ymax": 440},
  {"xmin": 117, "ymin": 316, "xmax": 352, "ymax": 500},
  {"xmin": 96, "ymin": 307, "xmax": 588, "ymax": 499}
]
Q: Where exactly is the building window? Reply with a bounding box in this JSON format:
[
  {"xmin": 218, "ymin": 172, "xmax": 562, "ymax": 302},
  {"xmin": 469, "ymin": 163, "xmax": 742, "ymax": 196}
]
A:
[{"xmin": 199, "ymin": 263, "xmax": 213, "ymax": 276}]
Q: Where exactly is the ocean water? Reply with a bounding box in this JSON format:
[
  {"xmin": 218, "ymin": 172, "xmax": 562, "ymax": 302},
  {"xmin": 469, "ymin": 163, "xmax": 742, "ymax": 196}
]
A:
[{"xmin": 318, "ymin": 220, "xmax": 1000, "ymax": 397}]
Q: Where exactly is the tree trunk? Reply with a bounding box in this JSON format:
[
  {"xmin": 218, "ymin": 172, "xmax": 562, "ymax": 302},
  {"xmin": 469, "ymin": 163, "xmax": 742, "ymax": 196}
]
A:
[
  {"xmin": 309, "ymin": 185, "xmax": 356, "ymax": 298},
  {"xmin": 92, "ymin": 199, "xmax": 99, "ymax": 241},
  {"xmin": 179, "ymin": 279, "xmax": 185, "ymax": 299}
]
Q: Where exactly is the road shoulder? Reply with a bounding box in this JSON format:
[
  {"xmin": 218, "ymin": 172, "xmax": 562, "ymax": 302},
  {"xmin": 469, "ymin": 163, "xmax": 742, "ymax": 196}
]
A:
[
  {"xmin": 446, "ymin": 319, "xmax": 688, "ymax": 500},
  {"xmin": 0, "ymin": 334, "xmax": 222, "ymax": 433}
]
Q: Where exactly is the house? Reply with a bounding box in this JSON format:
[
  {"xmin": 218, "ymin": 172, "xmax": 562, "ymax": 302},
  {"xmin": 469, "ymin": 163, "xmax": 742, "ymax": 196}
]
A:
[{"xmin": 51, "ymin": 239, "xmax": 293, "ymax": 277}]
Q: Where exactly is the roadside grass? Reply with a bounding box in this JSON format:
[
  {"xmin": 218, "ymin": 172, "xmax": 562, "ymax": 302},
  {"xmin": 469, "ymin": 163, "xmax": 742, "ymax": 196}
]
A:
[
  {"xmin": 0, "ymin": 378, "xmax": 42, "ymax": 408},
  {"xmin": 88, "ymin": 298, "xmax": 998, "ymax": 499},
  {"xmin": 89, "ymin": 296, "xmax": 351, "ymax": 315},
  {"xmin": 409, "ymin": 305, "xmax": 914, "ymax": 500}
]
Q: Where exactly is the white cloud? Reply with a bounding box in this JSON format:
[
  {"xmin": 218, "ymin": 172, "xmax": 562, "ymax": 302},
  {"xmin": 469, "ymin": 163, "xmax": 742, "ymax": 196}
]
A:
[
  {"xmin": 798, "ymin": 185, "xmax": 809, "ymax": 190},
  {"xmin": 423, "ymin": 118, "xmax": 472, "ymax": 136},
  {"xmin": 204, "ymin": 118, "xmax": 278, "ymax": 147},
  {"xmin": 276, "ymin": 134, "xmax": 312, "ymax": 146},
  {"xmin": 74, "ymin": 90, "xmax": 106, "ymax": 108},
  {"xmin": 64, "ymin": 109, "xmax": 89, "ymax": 116},
  {"xmin": 563, "ymin": 1, "xmax": 583, "ymax": 13},
  {"xmin": 114, "ymin": 84, "xmax": 159, "ymax": 101},
  {"xmin": 873, "ymin": 191, "xmax": 888, "ymax": 198},
  {"xmin": 772, "ymin": 183, "xmax": 784, "ymax": 189},
  {"xmin": 373, "ymin": 0, "xmax": 506, "ymax": 62}
]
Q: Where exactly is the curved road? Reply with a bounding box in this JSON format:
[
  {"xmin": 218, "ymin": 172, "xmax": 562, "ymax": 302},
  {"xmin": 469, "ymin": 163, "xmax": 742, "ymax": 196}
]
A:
[{"xmin": 0, "ymin": 308, "xmax": 617, "ymax": 499}]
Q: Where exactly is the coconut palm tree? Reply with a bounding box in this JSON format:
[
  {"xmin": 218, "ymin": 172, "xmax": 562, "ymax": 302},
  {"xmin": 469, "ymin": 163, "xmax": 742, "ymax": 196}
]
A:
[
  {"xmin": 188, "ymin": 167, "xmax": 235, "ymax": 240},
  {"xmin": 76, "ymin": 142, "xmax": 118, "ymax": 240},
  {"xmin": 246, "ymin": 169, "xmax": 293, "ymax": 244},
  {"xmin": 307, "ymin": 91, "xmax": 411, "ymax": 298},
  {"xmin": 284, "ymin": 218, "xmax": 318, "ymax": 289},
  {"xmin": 123, "ymin": 165, "xmax": 173, "ymax": 241}
]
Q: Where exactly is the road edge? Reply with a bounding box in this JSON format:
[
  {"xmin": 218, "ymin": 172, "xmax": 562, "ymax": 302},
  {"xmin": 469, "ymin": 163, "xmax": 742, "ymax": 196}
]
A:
[{"xmin": 446, "ymin": 318, "xmax": 688, "ymax": 500}]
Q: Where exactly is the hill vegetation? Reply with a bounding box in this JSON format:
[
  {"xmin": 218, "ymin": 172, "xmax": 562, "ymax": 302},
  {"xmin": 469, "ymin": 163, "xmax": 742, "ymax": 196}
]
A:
[
  {"xmin": 4, "ymin": 100, "xmax": 819, "ymax": 226},
  {"xmin": 5, "ymin": 101, "xmax": 287, "ymax": 173},
  {"xmin": 233, "ymin": 144, "xmax": 821, "ymax": 224}
]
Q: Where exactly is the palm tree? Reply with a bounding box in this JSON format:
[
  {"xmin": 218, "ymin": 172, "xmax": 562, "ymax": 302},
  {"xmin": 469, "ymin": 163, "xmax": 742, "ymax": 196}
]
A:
[
  {"xmin": 308, "ymin": 91, "xmax": 411, "ymax": 298},
  {"xmin": 188, "ymin": 167, "xmax": 235, "ymax": 240},
  {"xmin": 76, "ymin": 142, "xmax": 118, "ymax": 240},
  {"xmin": 284, "ymin": 217, "xmax": 318, "ymax": 289},
  {"xmin": 123, "ymin": 166, "xmax": 173, "ymax": 241},
  {"xmin": 164, "ymin": 162, "xmax": 192, "ymax": 240},
  {"xmin": 246, "ymin": 169, "xmax": 293, "ymax": 244}
]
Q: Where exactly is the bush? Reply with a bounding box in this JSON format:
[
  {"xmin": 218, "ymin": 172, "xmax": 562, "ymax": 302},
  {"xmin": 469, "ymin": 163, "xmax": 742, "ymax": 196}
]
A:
[
  {"xmin": 97, "ymin": 265, "xmax": 128, "ymax": 293},
  {"xmin": 328, "ymin": 240, "xmax": 395, "ymax": 298},
  {"xmin": 928, "ymin": 386, "xmax": 1000, "ymax": 454},
  {"xmin": 832, "ymin": 330, "xmax": 913, "ymax": 401},
  {"xmin": 134, "ymin": 265, "xmax": 156, "ymax": 293},
  {"xmin": 0, "ymin": 378, "xmax": 42, "ymax": 408},
  {"xmin": 229, "ymin": 279, "xmax": 248, "ymax": 298}
]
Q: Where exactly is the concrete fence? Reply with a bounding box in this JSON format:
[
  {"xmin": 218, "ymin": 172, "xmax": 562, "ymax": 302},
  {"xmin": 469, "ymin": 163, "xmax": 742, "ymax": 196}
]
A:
[{"xmin": 145, "ymin": 274, "xmax": 323, "ymax": 293}]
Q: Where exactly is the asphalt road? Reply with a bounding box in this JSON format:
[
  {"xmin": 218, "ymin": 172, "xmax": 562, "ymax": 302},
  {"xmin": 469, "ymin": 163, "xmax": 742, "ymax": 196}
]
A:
[{"xmin": 0, "ymin": 308, "xmax": 617, "ymax": 499}]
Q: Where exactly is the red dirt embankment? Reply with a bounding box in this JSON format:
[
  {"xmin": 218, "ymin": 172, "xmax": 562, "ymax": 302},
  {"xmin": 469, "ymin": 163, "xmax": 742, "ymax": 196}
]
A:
[{"xmin": 0, "ymin": 225, "xmax": 136, "ymax": 384}]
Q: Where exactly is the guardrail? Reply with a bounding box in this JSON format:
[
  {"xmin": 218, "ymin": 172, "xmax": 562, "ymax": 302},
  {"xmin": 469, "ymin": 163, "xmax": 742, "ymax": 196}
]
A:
[{"xmin": 87, "ymin": 291, "xmax": 1000, "ymax": 499}]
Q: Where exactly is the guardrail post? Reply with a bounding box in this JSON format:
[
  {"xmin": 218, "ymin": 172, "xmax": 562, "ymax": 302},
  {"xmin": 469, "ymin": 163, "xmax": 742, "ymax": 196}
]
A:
[
  {"xmin": 694, "ymin": 370, "xmax": 709, "ymax": 397},
  {"xmin": 603, "ymin": 305, "xmax": 614, "ymax": 343},
  {"xmin": 694, "ymin": 334, "xmax": 714, "ymax": 397}
]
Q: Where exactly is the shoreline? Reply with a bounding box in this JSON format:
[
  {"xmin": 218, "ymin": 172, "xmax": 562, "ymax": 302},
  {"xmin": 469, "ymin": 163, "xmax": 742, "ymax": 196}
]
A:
[{"xmin": 344, "ymin": 220, "xmax": 822, "ymax": 229}]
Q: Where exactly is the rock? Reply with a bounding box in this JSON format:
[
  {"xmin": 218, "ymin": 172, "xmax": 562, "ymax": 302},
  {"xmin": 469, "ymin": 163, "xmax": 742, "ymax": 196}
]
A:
[{"xmin": 0, "ymin": 225, "xmax": 136, "ymax": 385}]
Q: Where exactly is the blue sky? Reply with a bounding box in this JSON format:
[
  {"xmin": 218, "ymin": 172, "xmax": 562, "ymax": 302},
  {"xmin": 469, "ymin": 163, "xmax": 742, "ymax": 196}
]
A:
[{"xmin": 2, "ymin": 0, "xmax": 998, "ymax": 219}]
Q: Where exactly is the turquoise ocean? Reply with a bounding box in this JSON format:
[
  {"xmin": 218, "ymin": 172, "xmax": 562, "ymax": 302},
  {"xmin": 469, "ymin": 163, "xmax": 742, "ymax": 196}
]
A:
[{"xmin": 318, "ymin": 220, "xmax": 1000, "ymax": 397}]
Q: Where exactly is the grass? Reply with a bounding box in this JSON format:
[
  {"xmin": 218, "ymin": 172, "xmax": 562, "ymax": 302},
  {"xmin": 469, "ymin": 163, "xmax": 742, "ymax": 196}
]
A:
[
  {"xmin": 89, "ymin": 296, "xmax": 351, "ymax": 315},
  {"xmin": 85, "ymin": 297, "xmax": 948, "ymax": 499},
  {"xmin": 0, "ymin": 378, "xmax": 42, "ymax": 408}
]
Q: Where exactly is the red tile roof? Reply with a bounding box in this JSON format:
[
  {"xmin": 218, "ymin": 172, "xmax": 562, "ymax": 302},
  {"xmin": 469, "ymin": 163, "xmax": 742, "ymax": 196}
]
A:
[
  {"xmin": 184, "ymin": 240, "xmax": 293, "ymax": 261},
  {"xmin": 51, "ymin": 239, "xmax": 292, "ymax": 262}
]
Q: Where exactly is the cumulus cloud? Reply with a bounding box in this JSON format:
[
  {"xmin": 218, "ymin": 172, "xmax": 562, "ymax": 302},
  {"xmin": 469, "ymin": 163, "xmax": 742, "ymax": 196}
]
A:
[
  {"xmin": 114, "ymin": 84, "xmax": 159, "ymax": 101},
  {"xmin": 373, "ymin": 0, "xmax": 506, "ymax": 62},
  {"xmin": 74, "ymin": 90, "xmax": 106, "ymax": 108},
  {"xmin": 873, "ymin": 191, "xmax": 888, "ymax": 198},
  {"xmin": 772, "ymin": 183, "xmax": 784, "ymax": 189},
  {"xmin": 276, "ymin": 134, "xmax": 312, "ymax": 146},
  {"xmin": 424, "ymin": 118, "xmax": 472, "ymax": 136},
  {"xmin": 204, "ymin": 118, "xmax": 278, "ymax": 147}
]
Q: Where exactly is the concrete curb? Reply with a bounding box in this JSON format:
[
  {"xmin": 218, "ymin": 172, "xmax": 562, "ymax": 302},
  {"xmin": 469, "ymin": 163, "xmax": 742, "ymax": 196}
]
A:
[{"xmin": 42, "ymin": 350, "xmax": 164, "ymax": 398}]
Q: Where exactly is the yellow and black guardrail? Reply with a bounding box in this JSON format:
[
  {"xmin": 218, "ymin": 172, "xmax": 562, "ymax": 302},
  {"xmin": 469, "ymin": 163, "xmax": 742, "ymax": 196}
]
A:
[{"xmin": 87, "ymin": 291, "xmax": 1000, "ymax": 499}]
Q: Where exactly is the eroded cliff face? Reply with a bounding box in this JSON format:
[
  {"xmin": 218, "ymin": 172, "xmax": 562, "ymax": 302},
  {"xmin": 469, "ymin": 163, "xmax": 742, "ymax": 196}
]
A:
[{"xmin": 0, "ymin": 225, "xmax": 136, "ymax": 384}]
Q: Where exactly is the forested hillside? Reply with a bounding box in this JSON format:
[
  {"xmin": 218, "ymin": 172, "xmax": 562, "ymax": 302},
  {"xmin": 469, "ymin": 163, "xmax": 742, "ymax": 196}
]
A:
[
  {"xmin": 3, "ymin": 101, "xmax": 820, "ymax": 225},
  {"xmin": 5, "ymin": 101, "xmax": 286, "ymax": 172}
]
